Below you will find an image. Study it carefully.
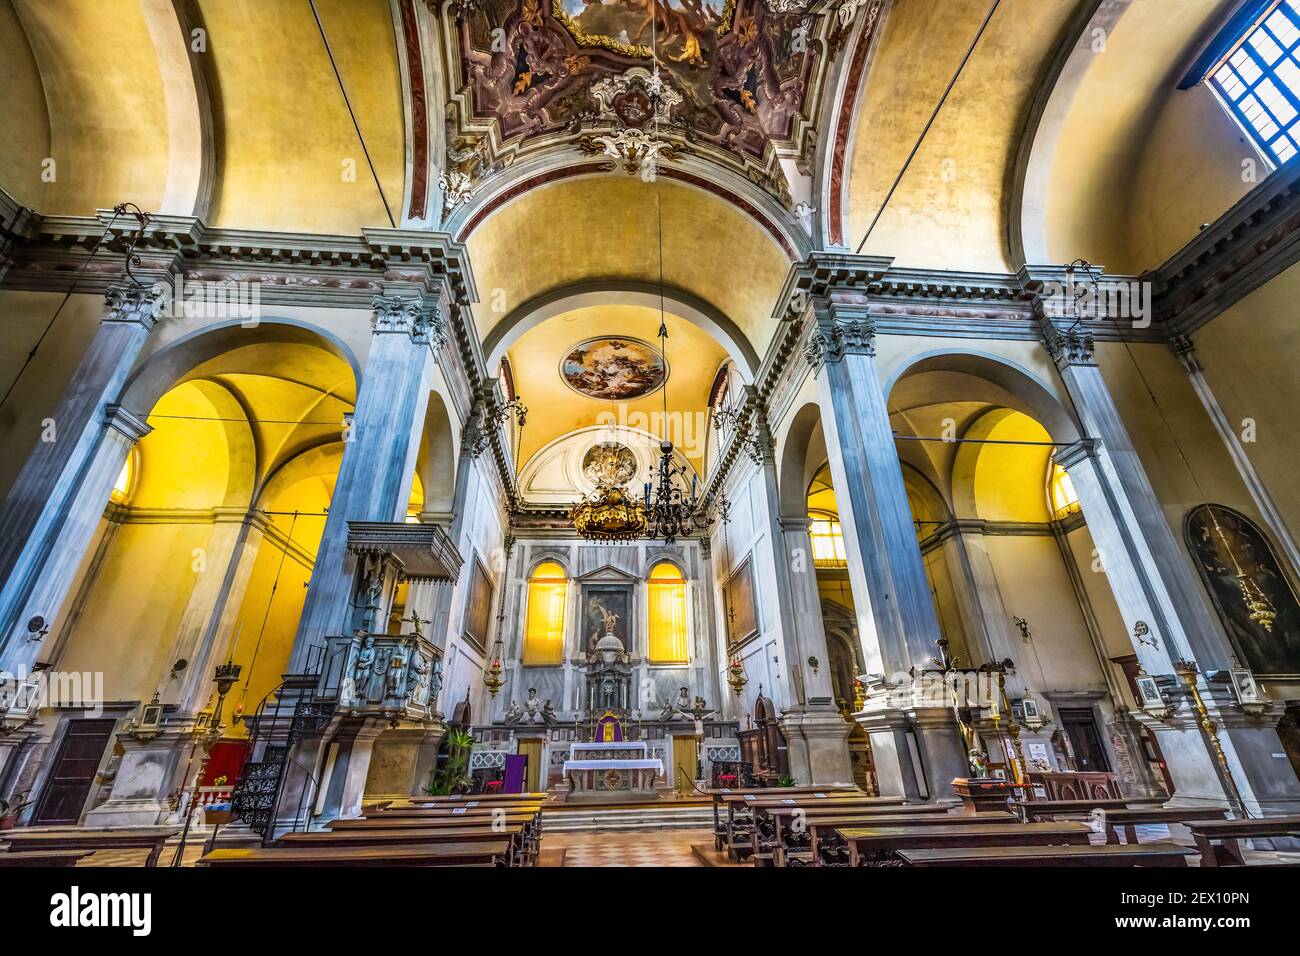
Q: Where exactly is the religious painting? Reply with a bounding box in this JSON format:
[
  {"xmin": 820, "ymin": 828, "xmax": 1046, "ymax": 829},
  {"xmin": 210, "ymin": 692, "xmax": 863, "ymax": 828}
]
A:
[
  {"xmin": 1185, "ymin": 504, "xmax": 1300, "ymax": 676},
  {"xmin": 581, "ymin": 441, "xmax": 638, "ymax": 487},
  {"xmin": 583, "ymin": 584, "xmax": 632, "ymax": 652},
  {"xmin": 724, "ymin": 556, "xmax": 757, "ymax": 647},
  {"xmin": 463, "ymin": 554, "xmax": 495, "ymax": 651},
  {"xmin": 553, "ymin": 0, "xmax": 734, "ymax": 60},
  {"xmin": 458, "ymin": 0, "xmax": 817, "ymax": 160},
  {"xmin": 561, "ymin": 337, "xmax": 667, "ymax": 400}
]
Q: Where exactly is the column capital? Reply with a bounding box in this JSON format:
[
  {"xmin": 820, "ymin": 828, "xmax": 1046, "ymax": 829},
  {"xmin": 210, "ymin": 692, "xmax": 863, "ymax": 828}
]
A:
[
  {"xmin": 104, "ymin": 404, "xmax": 152, "ymax": 443},
  {"xmin": 1038, "ymin": 320, "xmax": 1096, "ymax": 370},
  {"xmin": 1052, "ymin": 437, "xmax": 1098, "ymax": 470},
  {"xmin": 103, "ymin": 282, "xmax": 164, "ymax": 330},
  {"xmin": 371, "ymin": 292, "xmax": 449, "ymax": 350},
  {"xmin": 1169, "ymin": 333, "xmax": 1200, "ymax": 373},
  {"xmin": 803, "ymin": 315, "xmax": 876, "ymax": 371}
]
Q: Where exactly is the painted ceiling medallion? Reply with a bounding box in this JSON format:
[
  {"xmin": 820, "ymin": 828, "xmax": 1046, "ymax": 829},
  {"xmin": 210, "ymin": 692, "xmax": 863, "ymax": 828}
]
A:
[{"xmin": 560, "ymin": 336, "xmax": 668, "ymax": 400}]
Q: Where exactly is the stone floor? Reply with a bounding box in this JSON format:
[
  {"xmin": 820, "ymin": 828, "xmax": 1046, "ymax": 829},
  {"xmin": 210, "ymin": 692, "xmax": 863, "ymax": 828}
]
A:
[{"xmin": 537, "ymin": 827, "xmax": 712, "ymax": 867}]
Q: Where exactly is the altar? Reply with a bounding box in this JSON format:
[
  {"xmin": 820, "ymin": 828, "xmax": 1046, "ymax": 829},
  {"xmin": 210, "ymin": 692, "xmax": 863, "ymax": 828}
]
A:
[{"xmin": 562, "ymin": 740, "xmax": 663, "ymax": 803}]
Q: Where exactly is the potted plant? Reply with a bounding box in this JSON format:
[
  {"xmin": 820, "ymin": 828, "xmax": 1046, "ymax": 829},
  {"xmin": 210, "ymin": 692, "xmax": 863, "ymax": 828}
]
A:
[
  {"xmin": 422, "ymin": 729, "xmax": 476, "ymax": 795},
  {"xmin": 778, "ymin": 774, "xmax": 797, "ymax": 788},
  {"xmin": 0, "ymin": 792, "xmax": 31, "ymax": 830}
]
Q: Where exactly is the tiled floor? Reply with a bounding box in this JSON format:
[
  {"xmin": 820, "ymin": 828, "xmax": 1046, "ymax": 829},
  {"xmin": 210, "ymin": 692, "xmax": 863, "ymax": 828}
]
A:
[{"xmin": 538, "ymin": 828, "xmax": 711, "ymax": 867}]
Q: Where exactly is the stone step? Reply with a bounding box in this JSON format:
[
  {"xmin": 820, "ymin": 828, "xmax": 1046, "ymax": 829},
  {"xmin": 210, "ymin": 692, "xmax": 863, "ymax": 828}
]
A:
[{"xmin": 541, "ymin": 805, "xmax": 715, "ymax": 832}]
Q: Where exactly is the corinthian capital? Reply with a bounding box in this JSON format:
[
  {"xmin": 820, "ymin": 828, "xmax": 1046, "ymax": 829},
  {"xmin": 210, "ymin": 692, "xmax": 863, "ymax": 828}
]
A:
[
  {"xmin": 104, "ymin": 282, "xmax": 164, "ymax": 329},
  {"xmin": 371, "ymin": 294, "xmax": 447, "ymax": 350},
  {"xmin": 1039, "ymin": 321, "xmax": 1096, "ymax": 369},
  {"xmin": 803, "ymin": 317, "xmax": 875, "ymax": 371}
]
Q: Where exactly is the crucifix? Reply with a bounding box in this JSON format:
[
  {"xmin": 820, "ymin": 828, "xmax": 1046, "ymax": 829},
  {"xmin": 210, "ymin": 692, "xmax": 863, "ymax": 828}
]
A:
[
  {"xmin": 402, "ymin": 611, "xmax": 430, "ymax": 639},
  {"xmin": 926, "ymin": 638, "xmax": 987, "ymax": 778}
]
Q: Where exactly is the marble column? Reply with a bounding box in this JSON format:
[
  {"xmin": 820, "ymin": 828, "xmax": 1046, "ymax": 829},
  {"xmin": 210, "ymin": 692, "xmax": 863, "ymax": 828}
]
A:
[
  {"xmin": 1055, "ymin": 404, "xmax": 1300, "ymax": 813},
  {"xmin": 1170, "ymin": 334, "xmax": 1300, "ymax": 576},
  {"xmin": 0, "ymin": 284, "xmax": 160, "ymax": 670},
  {"xmin": 289, "ymin": 289, "xmax": 444, "ymax": 671},
  {"xmin": 803, "ymin": 312, "xmax": 966, "ymax": 799}
]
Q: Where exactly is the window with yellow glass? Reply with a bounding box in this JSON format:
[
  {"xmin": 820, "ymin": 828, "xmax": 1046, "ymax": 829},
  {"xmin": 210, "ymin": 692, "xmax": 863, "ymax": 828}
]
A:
[
  {"xmin": 1048, "ymin": 463, "xmax": 1081, "ymax": 520},
  {"xmin": 809, "ymin": 511, "xmax": 848, "ymax": 568},
  {"xmin": 647, "ymin": 562, "xmax": 689, "ymax": 664},
  {"xmin": 523, "ymin": 561, "xmax": 567, "ymax": 665}
]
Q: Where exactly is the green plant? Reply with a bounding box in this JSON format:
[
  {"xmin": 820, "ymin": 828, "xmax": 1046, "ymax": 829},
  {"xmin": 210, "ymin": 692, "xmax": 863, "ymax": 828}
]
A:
[
  {"xmin": 778, "ymin": 775, "xmax": 797, "ymax": 788},
  {"xmin": 423, "ymin": 729, "xmax": 476, "ymax": 795}
]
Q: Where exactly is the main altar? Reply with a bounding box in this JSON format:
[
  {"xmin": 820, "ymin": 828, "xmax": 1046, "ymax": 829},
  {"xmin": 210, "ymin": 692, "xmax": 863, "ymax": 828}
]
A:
[{"xmin": 562, "ymin": 736, "xmax": 663, "ymax": 803}]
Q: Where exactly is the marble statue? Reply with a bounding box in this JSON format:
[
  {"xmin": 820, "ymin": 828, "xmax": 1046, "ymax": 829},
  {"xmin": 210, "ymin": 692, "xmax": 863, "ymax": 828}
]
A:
[
  {"xmin": 523, "ymin": 687, "xmax": 542, "ymax": 723},
  {"xmin": 504, "ymin": 698, "xmax": 524, "ymax": 724},
  {"xmin": 542, "ymin": 699, "xmax": 559, "ymax": 724},
  {"xmin": 352, "ymin": 632, "xmax": 376, "ymax": 702}
]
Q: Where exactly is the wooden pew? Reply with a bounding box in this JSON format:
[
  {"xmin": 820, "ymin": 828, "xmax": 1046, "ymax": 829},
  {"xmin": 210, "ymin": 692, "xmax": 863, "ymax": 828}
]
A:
[
  {"xmin": 704, "ymin": 786, "xmax": 862, "ymax": 850},
  {"xmin": 1017, "ymin": 798, "xmax": 1150, "ymax": 823},
  {"xmin": 896, "ymin": 842, "xmax": 1194, "ymax": 867},
  {"xmin": 836, "ymin": 821, "xmax": 1092, "ymax": 867},
  {"xmin": 720, "ymin": 792, "xmax": 898, "ymax": 861},
  {"xmin": 279, "ymin": 824, "xmax": 529, "ymax": 866},
  {"xmin": 807, "ymin": 812, "xmax": 1017, "ymax": 867},
  {"xmin": 390, "ymin": 792, "xmax": 549, "ymax": 807},
  {"xmin": 0, "ymin": 848, "xmax": 94, "ymax": 867},
  {"xmin": 1100, "ymin": 806, "xmax": 1228, "ymax": 845},
  {"xmin": 1184, "ymin": 815, "xmax": 1300, "ymax": 866},
  {"xmin": 328, "ymin": 810, "xmax": 543, "ymax": 862},
  {"xmin": 199, "ymin": 842, "xmax": 512, "ymax": 867},
  {"xmin": 362, "ymin": 803, "xmax": 544, "ymax": 820},
  {"xmin": 752, "ymin": 802, "xmax": 952, "ymax": 866},
  {"xmin": 0, "ymin": 826, "xmax": 180, "ymax": 867}
]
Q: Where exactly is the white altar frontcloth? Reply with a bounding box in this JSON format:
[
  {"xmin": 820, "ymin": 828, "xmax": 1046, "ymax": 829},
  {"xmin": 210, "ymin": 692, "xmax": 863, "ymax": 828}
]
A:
[
  {"xmin": 563, "ymin": 758, "xmax": 662, "ymax": 773},
  {"xmin": 569, "ymin": 741, "xmax": 648, "ymax": 758}
]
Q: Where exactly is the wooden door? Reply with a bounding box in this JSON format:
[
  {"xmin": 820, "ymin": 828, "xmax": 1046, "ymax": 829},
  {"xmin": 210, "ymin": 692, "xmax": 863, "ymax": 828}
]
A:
[
  {"xmin": 33, "ymin": 718, "xmax": 116, "ymax": 825},
  {"xmin": 1059, "ymin": 708, "xmax": 1111, "ymax": 773},
  {"xmin": 517, "ymin": 738, "xmax": 544, "ymax": 793},
  {"xmin": 672, "ymin": 735, "xmax": 698, "ymax": 794}
]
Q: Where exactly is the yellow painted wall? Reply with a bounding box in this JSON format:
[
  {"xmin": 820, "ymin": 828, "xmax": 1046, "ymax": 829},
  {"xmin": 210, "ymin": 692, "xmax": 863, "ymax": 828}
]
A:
[
  {"xmin": 1191, "ymin": 265, "xmax": 1300, "ymax": 543},
  {"xmin": 0, "ymin": 0, "xmax": 49, "ymax": 208},
  {"xmin": 0, "ymin": 292, "xmax": 103, "ymax": 502},
  {"xmin": 197, "ymin": 0, "xmax": 405, "ymax": 233}
]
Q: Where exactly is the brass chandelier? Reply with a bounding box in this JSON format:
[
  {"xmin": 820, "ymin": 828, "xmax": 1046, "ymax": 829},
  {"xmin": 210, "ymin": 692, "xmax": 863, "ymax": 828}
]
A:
[{"xmin": 569, "ymin": 443, "xmax": 648, "ymax": 540}]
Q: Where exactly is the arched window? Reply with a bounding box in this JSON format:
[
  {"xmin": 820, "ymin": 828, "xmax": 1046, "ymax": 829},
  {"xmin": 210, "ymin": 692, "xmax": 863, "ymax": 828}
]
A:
[
  {"xmin": 1047, "ymin": 462, "xmax": 1081, "ymax": 520},
  {"xmin": 809, "ymin": 511, "xmax": 848, "ymax": 568},
  {"xmin": 523, "ymin": 561, "xmax": 567, "ymax": 665},
  {"xmin": 648, "ymin": 562, "xmax": 689, "ymax": 664}
]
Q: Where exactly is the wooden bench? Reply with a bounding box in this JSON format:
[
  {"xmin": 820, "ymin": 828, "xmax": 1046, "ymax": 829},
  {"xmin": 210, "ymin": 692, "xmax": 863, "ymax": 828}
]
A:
[
  {"xmin": 0, "ymin": 826, "xmax": 180, "ymax": 867},
  {"xmin": 279, "ymin": 824, "xmax": 530, "ymax": 866},
  {"xmin": 0, "ymin": 848, "xmax": 94, "ymax": 867},
  {"xmin": 897, "ymin": 842, "xmax": 1195, "ymax": 867},
  {"xmin": 705, "ymin": 786, "xmax": 862, "ymax": 850},
  {"xmin": 1183, "ymin": 815, "xmax": 1300, "ymax": 866},
  {"xmin": 328, "ymin": 811, "xmax": 542, "ymax": 861},
  {"xmin": 392, "ymin": 792, "xmax": 550, "ymax": 806},
  {"xmin": 362, "ymin": 803, "xmax": 544, "ymax": 820},
  {"xmin": 836, "ymin": 822, "xmax": 1092, "ymax": 867},
  {"xmin": 1017, "ymin": 798, "xmax": 1149, "ymax": 823},
  {"xmin": 199, "ymin": 841, "xmax": 512, "ymax": 867},
  {"xmin": 753, "ymin": 802, "xmax": 951, "ymax": 866},
  {"xmin": 1099, "ymin": 806, "xmax": 1228, "ymax": 845},
  {"xmin": 806, "ymin": 812, "xmax": 1017, "ymax": 867},
  {"xmin": 720, "ymin": 792, "xmax": 898, "ymax": 861}
]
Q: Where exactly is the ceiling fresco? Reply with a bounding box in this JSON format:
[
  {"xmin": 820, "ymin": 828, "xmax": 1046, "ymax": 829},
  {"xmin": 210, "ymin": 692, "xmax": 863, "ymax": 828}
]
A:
[{"xmin": 449, "ymin": 0, "xmax": 845, "ymax": 208}]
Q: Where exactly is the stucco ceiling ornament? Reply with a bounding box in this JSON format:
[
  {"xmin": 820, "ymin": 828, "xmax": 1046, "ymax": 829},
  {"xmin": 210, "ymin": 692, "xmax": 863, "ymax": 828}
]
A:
[
  {"xmin": 590, "ymin": 66, "xmax": 684, "ymax": 129},
  {"xmin": 439, "ymin": 169, "xmax": 475, "ymax": 212},
  {"xmin": 577, "ymin": 127, "xmax": 683, "ymax": 175},
  {"xmin": 763, "ymin": 0, "xmax": 808, "ymax": 14}
]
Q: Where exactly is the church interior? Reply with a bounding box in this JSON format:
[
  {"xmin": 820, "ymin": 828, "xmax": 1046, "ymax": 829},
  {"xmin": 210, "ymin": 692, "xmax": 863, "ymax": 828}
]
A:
[{"xmin": 2, "ymin": 0, "xmax": 1300, "ymax": 878}]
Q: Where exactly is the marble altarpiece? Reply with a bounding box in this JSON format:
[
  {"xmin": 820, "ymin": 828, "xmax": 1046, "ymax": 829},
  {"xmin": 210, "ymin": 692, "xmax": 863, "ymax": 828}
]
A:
[{"xmin": 468, "ymin": 539, "xmax": 739, "ymax": 794}]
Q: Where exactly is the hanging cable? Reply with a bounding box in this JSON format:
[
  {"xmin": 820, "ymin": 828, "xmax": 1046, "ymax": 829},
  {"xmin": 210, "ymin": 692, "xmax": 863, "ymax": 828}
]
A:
[
  {"xmin": 854, "ymin": 0, "xmax": 1002, "ymax": 254},
  {"xmin": 236, "ymin": 510, "xmax": 301, "ymax": 715},
  {"xmin": 308, "ymin": 0, "xmax": 396, "ymax": 228}
]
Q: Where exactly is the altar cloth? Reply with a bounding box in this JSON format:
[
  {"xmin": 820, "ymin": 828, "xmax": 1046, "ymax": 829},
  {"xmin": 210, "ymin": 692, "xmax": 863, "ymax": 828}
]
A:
[{"xmin": 562, "ymin": 758, "xmax": 663, "ymax": 773}]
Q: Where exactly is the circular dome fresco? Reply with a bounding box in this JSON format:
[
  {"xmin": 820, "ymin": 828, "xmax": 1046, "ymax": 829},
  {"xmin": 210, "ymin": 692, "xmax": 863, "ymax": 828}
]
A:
[{"xmin": 560, "ymin": 337, "xmax": 668, "ymax": 401}]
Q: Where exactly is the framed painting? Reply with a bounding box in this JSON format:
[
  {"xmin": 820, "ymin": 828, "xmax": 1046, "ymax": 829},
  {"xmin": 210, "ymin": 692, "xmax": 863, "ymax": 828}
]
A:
[
  {"xmin": 463, "ymin": 553, "xmax": 495, "ymax": 651},
  {"xmin": 582, "ymin": 585, "xmax": 633, "ymax": 653},
  {"xmin": 724, "ymin": 556, "xmax": 758, "ymax": 647},
  {"xmin": 1185, "ymin": 504, "xmax": 1300, "ymax": 677}
]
